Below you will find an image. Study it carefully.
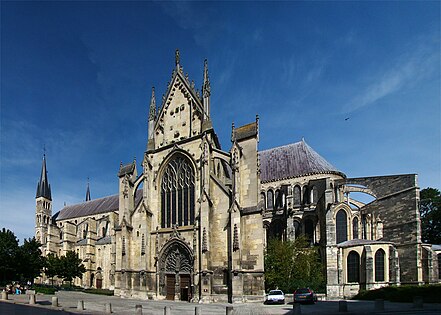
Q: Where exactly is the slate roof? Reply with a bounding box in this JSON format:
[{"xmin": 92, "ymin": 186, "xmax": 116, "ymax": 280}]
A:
[
  {"xmin": 431, "ymin": 244, "xmax": 441, "ymax": 251},
  {"xmin": 118, "ymin": 162, "xmax": 136, "ymax": 177},
  {"xmin": 56, "ymin": 190, "xmax": 143, "ymax": 221},
  {"xmin": 234, "ymin": 122, "xmax": 257, "ymax": 141},
  {"xmin": 96, "ymin": 236, "xmax": 112, "ymax": 245},
  {"xmin": 259, "ymin": 140, "xmax": 345, "ymax": 183},
  {"xmin": 337, "ymin": 239, "xmax": 394, "ymax": 248}
]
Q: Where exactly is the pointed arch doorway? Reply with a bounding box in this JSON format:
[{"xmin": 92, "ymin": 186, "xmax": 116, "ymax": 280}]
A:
[{"xmin": 159, "ymin": 240, "xmax": 194, "ymax": 301}]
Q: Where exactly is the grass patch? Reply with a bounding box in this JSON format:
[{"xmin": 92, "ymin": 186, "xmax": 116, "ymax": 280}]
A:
[
  {"xmin": 353, "ymin": 284, "xmax": 441, "ymax": 303},
  {"xmin": 82, "ymin": 288, "xmax": 114, "ymax": 296}
]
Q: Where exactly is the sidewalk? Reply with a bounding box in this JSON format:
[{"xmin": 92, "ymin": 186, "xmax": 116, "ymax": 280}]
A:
[{"xmin": 1, "ymin": 291, "xmax": 441, "ymax": 315}]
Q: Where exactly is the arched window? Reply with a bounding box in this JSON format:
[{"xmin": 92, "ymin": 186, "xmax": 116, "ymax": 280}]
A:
[
  {"xmin": 302, "ymin": 186, "xmax": 309, "ymax": 205},
  {"xmin": 267, "ymin": 190, "xmax": 274, "ymax": 210},
  {"xmin": 275, "ymin": 189, "xmax": 281, "ymax": 209},
  {"xmin": 336, "ymin": 210, "xmax": 348, "ymax": 244},
  {"xmin": 347, "ymin": 251, "xmax": 360, "ymax": 283},
  {"xmin": 352, "ymin": 217, "xmax": 359, "ymax": 239},
  {"xmin": 304, "ymin": 218, "xmax": 314, "ymax": 243},
  {"xmin": 293, "ymin": 186, "xmax": 301, "ymax": 205},
  {"xmin": 375, "ymin": 249, "xmax": 385, "ymax": 282},
  {"xmin": 293, "ymin": 220, "xmax": 301, "ymax": 238},
  {"xmin": 310, "ymin": 186, "xmax": 318, "ymax": 204},
  {"xmin": 161, "ymin": 155, "xmax": 195, "ymax": 228}
]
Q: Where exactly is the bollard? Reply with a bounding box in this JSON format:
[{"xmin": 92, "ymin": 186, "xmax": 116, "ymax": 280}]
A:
[
  {"xmin": 1, "ymin": 291, "xmax": 8, "ymax": 301},
  {"xmin": 413, "ymin": 296, "xmax": 423, "ymax": 309},
  {"xmin": 293, "ymin": 302, "xmax": 302, "ymax": 315},
  {"xmin": 338, "ymin": 300, "xmax": 347, "ymax": 312},
  {"xmin": 375, "ymin": 299, "xmax": 384, "ymax": 311},
  {"xmin": 194, "ymin": 306, "xmax": 201, "ymax": 315},
  {"xmin": 29, "ymin": 294, "xmax": 36, "ymax": 305},
  {"xmin": 106, "ymin": 303, "xmax": 113, "ymax": 313},
  {"xmin": 164, "ymin": 306, "xmax": 171, "ymax": 315},
  {"xmin": 77, "ymin": 300, "xmax": 84, "ymax": 310},
  {"xmin": 52, "ymin": 296, "xmax": 58, "ymax": 307},
  {"xmin": 135, "ymin": 304, "xmax": 143, "ymax": 315},
  {"xmin": 226, "ymin": 305, "xmax": 234, "ymax": 315}
]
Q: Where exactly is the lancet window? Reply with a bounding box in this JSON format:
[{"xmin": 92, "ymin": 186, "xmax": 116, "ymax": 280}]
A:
[{"xmin": 161, "ymin": 155, "xmax": 195, "ymax": 228}]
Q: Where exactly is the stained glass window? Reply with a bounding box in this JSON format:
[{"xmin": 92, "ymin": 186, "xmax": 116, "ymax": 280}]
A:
[{"xmin": 161, "ymin": 156, "xmax": 195, "ymax": 228}]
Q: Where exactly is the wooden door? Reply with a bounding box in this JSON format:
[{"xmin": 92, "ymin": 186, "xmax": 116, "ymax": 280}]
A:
[
  {"xmin": 180, "ymin": 274, "xmax": 191, "ymax": 301},
  {"xmin": 166, "ymin": 275, "xmax": 175, "ymax": 300},
  {"xmin": 96, "ymin": 279, "xmax": 102, "ymax": 289}
]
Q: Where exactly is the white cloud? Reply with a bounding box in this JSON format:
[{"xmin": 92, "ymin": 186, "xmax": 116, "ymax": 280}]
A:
[{"xmin": 342, "ymin": 40, "xmax": 439, "ymax": 114}]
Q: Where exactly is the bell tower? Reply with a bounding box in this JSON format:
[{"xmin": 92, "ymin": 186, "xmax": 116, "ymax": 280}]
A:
[{"xmin": 35, "ymin": 153, "xmax": 52, "ymax": 246}]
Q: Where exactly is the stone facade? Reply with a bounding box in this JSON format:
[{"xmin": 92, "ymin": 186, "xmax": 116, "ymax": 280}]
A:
[{"xmin": 35, "ymin": 52, "xmax": 440, "ymax": 300}]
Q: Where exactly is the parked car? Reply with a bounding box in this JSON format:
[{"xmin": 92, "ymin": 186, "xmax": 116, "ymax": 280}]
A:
[
  {"xmin": 264, "ymin": 289, "xmax": 285, "ymax": 304},
  {"xmin": 293, "ymin": 288, "xmax": 317, "ymax": 304}
]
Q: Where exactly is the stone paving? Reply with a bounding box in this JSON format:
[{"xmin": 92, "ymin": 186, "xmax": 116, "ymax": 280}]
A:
[{"xmin": 1, "ymin": 291, "xmax": 441, "ymax": 315}]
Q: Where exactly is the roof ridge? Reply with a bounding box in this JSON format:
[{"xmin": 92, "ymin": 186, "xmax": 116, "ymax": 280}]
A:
[{"xmin": 259, "ymin": 140, "xmax": 303, "ymax": 153}]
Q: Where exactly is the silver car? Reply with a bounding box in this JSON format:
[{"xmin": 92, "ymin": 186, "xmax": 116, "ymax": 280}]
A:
[{"xmin": 265, "ymin": 289, "xmax": 285, "ymax": 304}]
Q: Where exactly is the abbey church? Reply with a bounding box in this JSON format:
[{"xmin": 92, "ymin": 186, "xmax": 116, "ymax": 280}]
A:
[{"xmin": 35, "ymin": 51, "xmax": 441, "ymax": 302}]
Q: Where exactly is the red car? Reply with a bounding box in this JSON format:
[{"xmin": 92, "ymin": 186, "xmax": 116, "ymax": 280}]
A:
[{"xmin": 293, "ymin": 288, "xmax": 317, "ymax": 304}]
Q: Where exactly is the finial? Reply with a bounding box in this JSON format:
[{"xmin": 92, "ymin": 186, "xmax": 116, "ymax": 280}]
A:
[
  {"xmin": 231, "ymin": 122, "xmax": 235, "ymax": 142},
  {"xmin": 120, "ymin": 161, "xmax": 123, "ymax": 169},
  {"xmin": 256, "ymin": 114, "xmax": 259, "ymax": 142},
  {"xmin": 301, "ymin": 137, "xmax": 305, "ymax": 142},
  {"xmin": 204, "ymin": 59, "xmax": 209, "ymax": 81},
  {"xmin": 203, "ymin": 58, "xmax": 211, "ymax": 97},
  {"xmin": 175, "ymin": 49, "xmax": 180, "ymax": 66},
  {"xmin": 149, "ymin": 86, "xmax": 156, "ymax": 121},
  {"xmin": 86, "ymin": 177, "xmax": 91, "ymax": 202},
  {"xmin": 43, "ymin": 144, "xmax": 46, "ymax": 157}
]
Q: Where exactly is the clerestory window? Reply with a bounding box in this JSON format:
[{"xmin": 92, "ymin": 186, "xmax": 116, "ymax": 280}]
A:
[{"xmin": 161, "ymin": 155, "xmax": 195, "ymax": 228}]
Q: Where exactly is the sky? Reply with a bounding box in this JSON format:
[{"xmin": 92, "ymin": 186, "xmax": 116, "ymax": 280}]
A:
[{"xmin": 1, "ymin": 1, "xmax": 440, "ymax": 242}]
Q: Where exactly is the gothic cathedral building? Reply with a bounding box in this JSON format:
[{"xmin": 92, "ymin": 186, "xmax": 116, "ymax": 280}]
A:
[{"xmin": 35, "ymin": 51, "xmax": 441, "ymax": 301}]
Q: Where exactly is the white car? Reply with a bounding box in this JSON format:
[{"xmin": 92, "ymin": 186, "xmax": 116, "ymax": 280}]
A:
[{"xmin": 265, "ymin": 289, "xmax": 285, "ymax": 304}]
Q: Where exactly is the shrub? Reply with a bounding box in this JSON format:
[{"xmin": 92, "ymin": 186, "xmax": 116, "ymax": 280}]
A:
[
  {"xmin": 82, "ymin": 288, "xmax": 114, "ymax": 296},
  {"xmin": 34, "ymin": 286, "xmax": 57, "ymax": 295},
  {"xmin": 353, "ymin": 284, "xmax": 441, "ymax": 303}
]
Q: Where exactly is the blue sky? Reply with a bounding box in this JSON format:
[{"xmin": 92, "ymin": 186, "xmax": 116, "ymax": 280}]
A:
[{"xmin": 1, "ymin": 1, "xmax": 440, "ymax": 242}]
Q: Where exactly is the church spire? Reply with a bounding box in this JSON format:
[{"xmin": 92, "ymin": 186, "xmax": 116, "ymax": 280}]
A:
[
  {"xmin": 85, "ymin": 178, "xmax": 91, "ymax": 202},
  {"xmin": 202, "ymin": 59, "xmax": 211, "ymax": 118},
  {"xmin": 36, "ymin": 153, "xmax": 52, "ymax": 200}
]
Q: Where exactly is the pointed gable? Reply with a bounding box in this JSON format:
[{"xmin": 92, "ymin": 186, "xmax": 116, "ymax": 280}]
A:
[{"xmin": 153, "ymin": 55, "xmax": 206, "ymax": 150}]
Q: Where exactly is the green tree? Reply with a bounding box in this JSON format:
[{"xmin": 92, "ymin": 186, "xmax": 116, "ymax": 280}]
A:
[
  {"xmin": 420, "ymin": 187, "xmax": 441, "ymax": 244},
  {"xmin": 0, "ymin": 228, "xmax": 19, "ymax": 285},
  {"xmin": 16, "ymin": 237, "xmax": 45, "ymax": 284},
  {"xmin": 57, "ymin": 251, "xmax": 86, "ymax": 285},
  {"xmin": 265, "ymin": 236, "xmax": 324, "ymax": 293},
  {"xmin": 45, "ymin": 253, "xmax": 61, "ymax": 286}
]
